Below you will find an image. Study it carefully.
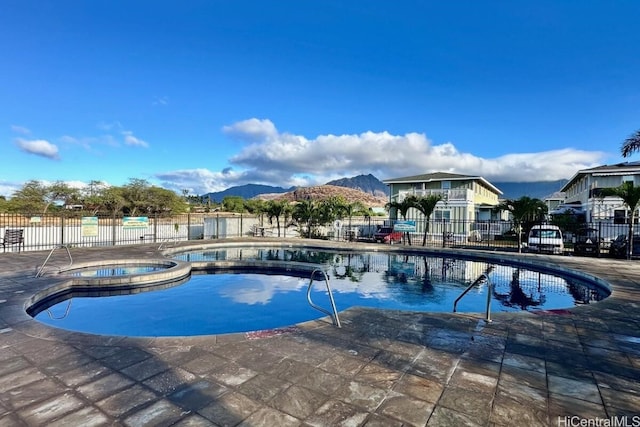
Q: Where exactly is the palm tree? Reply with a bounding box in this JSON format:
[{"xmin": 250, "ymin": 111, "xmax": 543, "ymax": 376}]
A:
[
  {"xmin": 292, "ymin": 199, "xmax": 316, "ymax": 238},
  {"xmin": 385, "ymin": 196, "xmax": 417, "ymax": 245},
  {"xmin": 412, "ymin": 195, "xmax": 443, "ymax": 246},
  {"xmin": 599, "ymin": 182, "xmax": 640, "ymax": 259},
  {"xmin": 621, "ymin": 129, "xmax": 640, "ymax": 158},
  {"xmin": 265, "ymin": 200, "xmax": 286, "ymax": 237},
  {"xmin": 494, "ymin": 196, "xmax": 548, "ymax": 253}
]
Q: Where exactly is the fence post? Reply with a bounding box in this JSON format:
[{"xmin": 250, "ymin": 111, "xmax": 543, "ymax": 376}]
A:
[
  {"xmin": 112, "ymin": 211, "xmax": 116, "ymax": 246},
  {"xmin": 240, "ymin": 213, "xmax": 243, "ymax": 237},
  {"xmin": 187, "ymin": 212, "xmax": 191, "ymax": 241},
  {"xmin": 153, "ymin": 212, "xmax": 158, "ymax": 243},
  {"xmin": 60, "ymin": 213, "xmax": 65, "ymax": 246}
]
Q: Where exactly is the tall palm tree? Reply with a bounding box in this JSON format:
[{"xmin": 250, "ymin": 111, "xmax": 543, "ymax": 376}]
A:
[
  {"xmin": 494, "ymin": 196, "xmax": 548, "ymax": 253},
  {"xmin": 621, "ymin": 129, "xmax": 640, "ymax": 158},
  {"xmin": 599, "ymin": 182, "xmax": 640, "ymax": 259},
  {"xmin": 412, "ymin": 195, "xmax": 443, "ymax": 246},
  {"xmin": 386, "ymin": 196, "xmax": 417, "ymax": 245},
  {"xmin": 265, "ymin": 200, "xmax": 286, "ymax": 237},
  {"xmin": 293, "ymin": 199, "xmax": 316, "ymax": 238}
]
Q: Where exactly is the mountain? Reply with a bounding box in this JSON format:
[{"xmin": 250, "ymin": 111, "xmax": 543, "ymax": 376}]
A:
[
  {"xmin": 325, "ymin": 174, "xmax": 389, "ymax": 197},
  {"xmin": 276, "ymin": 185, "xmax": 388, "ymax": 207},
  {"xmin": 202, "ymin": 184, "xmax": 294, "ymax": 203},
  {"xmin": 201, "ymin": 177, "xmax": 568, "ymax": 204},
  {"xmin": 493, "ymin": 180, "xmax": 568, "ymax": 200}
]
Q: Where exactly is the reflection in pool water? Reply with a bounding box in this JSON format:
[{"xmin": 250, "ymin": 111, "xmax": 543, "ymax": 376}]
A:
[
  {"xmin": 32, "ymin": 249, "xmax": 609, "ymax": 337},
  {"xmin": 63, "ymin": 264, "xmax": 169, "ymax": 277}
]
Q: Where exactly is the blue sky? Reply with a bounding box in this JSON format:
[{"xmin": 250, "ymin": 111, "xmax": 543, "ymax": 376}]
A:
[{"xmin": 2, "ymin": 0, "xmax": 639, "ymax": 197}]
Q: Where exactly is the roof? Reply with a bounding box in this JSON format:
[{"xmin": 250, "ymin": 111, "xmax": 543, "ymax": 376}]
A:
[
  {"xmin": 560, "ymin": 161, "xmax": 640, "ymax": 192},
  {"xmin": 382, "ymin": 172, "xmax": 503, "ymax": 195}
]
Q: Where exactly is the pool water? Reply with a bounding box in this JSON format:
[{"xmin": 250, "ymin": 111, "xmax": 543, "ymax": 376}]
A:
[
  {"xmin": 32, "ymin": 250, "xmax": 608, "ymax": 337},
  {"xmin": 63, "ymin": 264, "xmax": 168, "ymax": 277}
]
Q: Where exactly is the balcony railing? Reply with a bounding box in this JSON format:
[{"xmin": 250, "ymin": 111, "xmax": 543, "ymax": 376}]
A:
[{"xmin": 393, "ymin": 188, "xmax": 473, "ymax": 203}]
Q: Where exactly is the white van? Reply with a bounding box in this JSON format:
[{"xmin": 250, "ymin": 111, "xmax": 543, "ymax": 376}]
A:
[{"xmin": 527, "ymin": 224, "xmax": 564, "ymax": 255}]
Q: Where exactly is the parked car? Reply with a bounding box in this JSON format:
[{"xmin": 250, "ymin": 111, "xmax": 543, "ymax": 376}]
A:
[
  {"xmin": 609, "ymin": 234, "xmax": 640, "ymax": 258},
  {"xmin": 527, "ymin": 224, "xmax": 564, "ymax": 255},
  {"xmin": 573, "ymin": 227, "xmax": 600, "ymax": 257},
  {"xmin": 373, "ymin": 227, "xmax": 403, "ymax": 244}
]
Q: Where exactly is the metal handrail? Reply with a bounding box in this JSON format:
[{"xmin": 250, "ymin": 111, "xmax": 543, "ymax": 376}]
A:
[
  {"xmin": 307, "ymin": 269, "xmax": 341, "ymax": 328},
  {"xmin": 35, "ymin": 245, "xmax": 73, "ymax": 278},
  {"xmin": 453, "ymin": 265, "xmax": 495, "ymax": 322}
]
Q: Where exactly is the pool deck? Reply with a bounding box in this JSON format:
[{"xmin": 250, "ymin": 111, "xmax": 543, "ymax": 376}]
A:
[{"xmin": 0, "ymin": 238, "xmax": 639, "ymax": 426}]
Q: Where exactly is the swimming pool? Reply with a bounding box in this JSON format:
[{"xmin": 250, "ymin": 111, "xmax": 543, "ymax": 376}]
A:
[{"xmin": 29, "ymin": 246, "xmax": 609, "ymax": 337}]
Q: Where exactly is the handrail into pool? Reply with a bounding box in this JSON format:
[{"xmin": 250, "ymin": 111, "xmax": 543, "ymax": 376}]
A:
[
  {"xmin": 35, "ymin": 245, "xmax": 73, "ymax": 278},
  {"xmin": 453, "ymin": 265, "xmax": 495, "ymax": 322},
  {"xmin": 307, "ymin": 268, "xmax": 342, "ymax": 328}
]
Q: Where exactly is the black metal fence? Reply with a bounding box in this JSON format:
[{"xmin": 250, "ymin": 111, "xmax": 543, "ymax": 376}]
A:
[{"xmin": 0, "ymin": 211, "xmax": 633, "ymax": 257}]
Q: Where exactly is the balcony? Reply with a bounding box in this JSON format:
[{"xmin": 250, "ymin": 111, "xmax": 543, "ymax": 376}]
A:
[{"xmin": 393, "ymin": 188, "xmax": 473, "ymax": 203}]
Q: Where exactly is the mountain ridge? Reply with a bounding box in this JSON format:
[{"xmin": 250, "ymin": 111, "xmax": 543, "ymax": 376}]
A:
[{"xmin": 201, "ymin": 175, "xmax": 568, "ymax": 202}]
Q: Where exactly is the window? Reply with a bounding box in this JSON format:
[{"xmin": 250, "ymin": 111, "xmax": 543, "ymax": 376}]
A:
[{"xmin": 434, "ymin": 210, "xmax": 451, "ymax": 222}]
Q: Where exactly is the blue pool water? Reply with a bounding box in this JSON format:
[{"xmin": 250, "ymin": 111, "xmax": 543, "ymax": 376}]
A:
[{"xmin": 32, "ymin": 249, "xmax": 609, "ymax": 337}]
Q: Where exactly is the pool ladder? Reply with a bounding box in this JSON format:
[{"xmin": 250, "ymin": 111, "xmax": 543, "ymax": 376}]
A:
[
  {"xmin": 307, "ymin": 269, "xmax": 341, "ymax": 328},
  {"xmin": 35, "ymin": 245, "xmax": 73, "ymax": 278},
  {"xmin": 453, "ymin": 265, "xmax": 495, "ymax": 322}
]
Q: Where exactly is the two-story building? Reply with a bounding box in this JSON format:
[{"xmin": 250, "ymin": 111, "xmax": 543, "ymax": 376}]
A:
[
  {"xmin": 382, "ymin": 172, "xmax": 504, "ymax": 241},
  {"xmin": 559, "ymin": 161, "xmax": 640, "ymax": 224}
]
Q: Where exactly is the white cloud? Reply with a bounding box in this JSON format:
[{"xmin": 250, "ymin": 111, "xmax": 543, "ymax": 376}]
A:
[
  {"xmin": 10, "ymin": 125, "xmax": 30, "ymax": 135},
  {"xmin": 15, "ymin": 138, "xmax": 60, "ymax": 160},
  {"xmin": 222, "ymin": 118, "xmax": 278, "ymax": 143},
  {"xmin": 122, "ymin": 130, "xmax": 149, "ymax": 148},
  {"xmin": 158, "ymin": 117, "xmax": 608, "ymax": 194}
]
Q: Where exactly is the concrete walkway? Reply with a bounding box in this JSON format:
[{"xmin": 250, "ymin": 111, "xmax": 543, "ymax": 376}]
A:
[{"xmin": 0, "ymin": 239, "xmax": 639, "ymax": 426}]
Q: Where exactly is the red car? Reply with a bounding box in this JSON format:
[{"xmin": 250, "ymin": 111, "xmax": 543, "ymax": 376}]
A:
[{"xmin": 374, "ymin": 227, "xmax": 403, "ymax": 244}]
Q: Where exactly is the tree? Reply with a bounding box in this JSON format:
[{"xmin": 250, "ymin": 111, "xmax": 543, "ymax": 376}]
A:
[
  {"xmin": 7, "ymin": 180, "xmax": 48, "ymax": 213},
  {"xmin": 292, "ymin": 199, "xmax": 316, "ymax": 238},
  {"xmin": 385, "ymin": 196, "xmax": 417, "ymax": 245},
  {"xmin": 494, "ymin": 196, "xmax": 548, "ymax": 253},
  {"xmin": 265, "ymin": 200, "xmax": 287, "ymax": 237},
  {"xmin": 621, "ymin": 129, "xmax": 640, "ymax": 158},
  {"xmin": 222, "ymin": 196, "xmax": 246, "ymax": 213},
  {"xmin": 599, "ymin": 182, "xmax": 640, "ymax": 259},
  {"xmin": 412, "ymin": 194, "xmax": 443, "ymax": 246}
]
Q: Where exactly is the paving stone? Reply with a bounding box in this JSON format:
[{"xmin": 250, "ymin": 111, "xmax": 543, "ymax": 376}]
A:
[
  {"xmin": 393, "ymin": 372, "xmax": 443, "ymax": 403},
  {"xmin": 502, "ymin": 352, "xmax": 546, "ymax": 373},
  {"xmin": 0, "ymin": 378, "xmax": 68, "ymax": 411},
  {"xmin": 237, "ymin": 373, "xmax": 291, "ymax": 403},
  {"xmin": 18, "ymin": 392, "xmax": 85, "ymax": 426},
  {"xmin": 490, "ymin": 392, "xmax": 549, "ymax": 427},
  {"xmin": 333, "ymin": 380, "xmax": 388, "ymax": 412},
  {"xmin": 600, "ymin": 387, "xmax": 640, "ymax": 415},
  {"xmin": 101, "ymin": 347, "xmax": 152, "ymax": 370},
  {"xmin": 47, "ymin": 406, "xmax": 110, "ymax": 427},
  {"xmin": 77, "ymin": 372, "xmax": 136, "ymax": 401},
  {"xmin": 438, "ymin": 386, "xmax": 492, "ymax": 425},
  {"xmin": 427, "ymin": 406, "xmax": 483, "ymax": 427},
  {"xmin": 0, "ymin": 356, "xmax": 31, "ymax": 376},
  {"xmin": 547, "ymin": 374, "xmax": 601, "ymax": 404},
  {"xmin": 305, "ymin": 399, "xmax": 369, "ymax": 427},
  {"xmin": 270, "ymin": 384, "xmax": 327, "ymax": 419},
  {"xmin": 96, "ymin": 384, "xmax": 158, "ymax": 417},
  {"xmin": 55, "ymin": 361, "xmax": 112, "ymax": 387},
  {"xmin": 143, "ymin": 368, "xmax": 197, "ymax": 394},
  {"xmin": 123, "ymin": 399, "xmax": 185, "ymax": 427},
  {"xmin": 206, "ymin": 361, "xmax": 257, "ymax": 386},
  {"xmin": 168, "ymin": 380, "xmax": 228, "ymax": 412},
  {"xmin": 377, "ymin": 393, "xmax": 433, "ymax": 427},
  {"xmin": 197, "ymin": 391, "xmax": 260, "ymax": 426},
  {"xmin": 236, "ymin": 406, "xmax": 300, "ymax": 427},
  {"xmin": 355, "ymin": 362, "xmax": 402, "ymax": 389},
  {"xmin": 121, "ymin": 356, "xmax": 170, "ymax": 381},
  {"xmin": 548, "ymin": 393, "xmax": 607, "ymax": 420},
  {"xmin": 182, "ymin": 353, "xmax": 229, "ymax": 375},
  {"xmin": 172, "ymin": 413, "xmax": 217, "ymax": 426},
  {"xmin": 0, "ymin": 366, "xmax": 46, "ymax": 392}
]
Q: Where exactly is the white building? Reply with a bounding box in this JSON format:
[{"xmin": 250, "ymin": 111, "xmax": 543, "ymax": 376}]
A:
[{"xmin": 560, "ymin": 161, "xmax": 640, "ymax": 224}]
